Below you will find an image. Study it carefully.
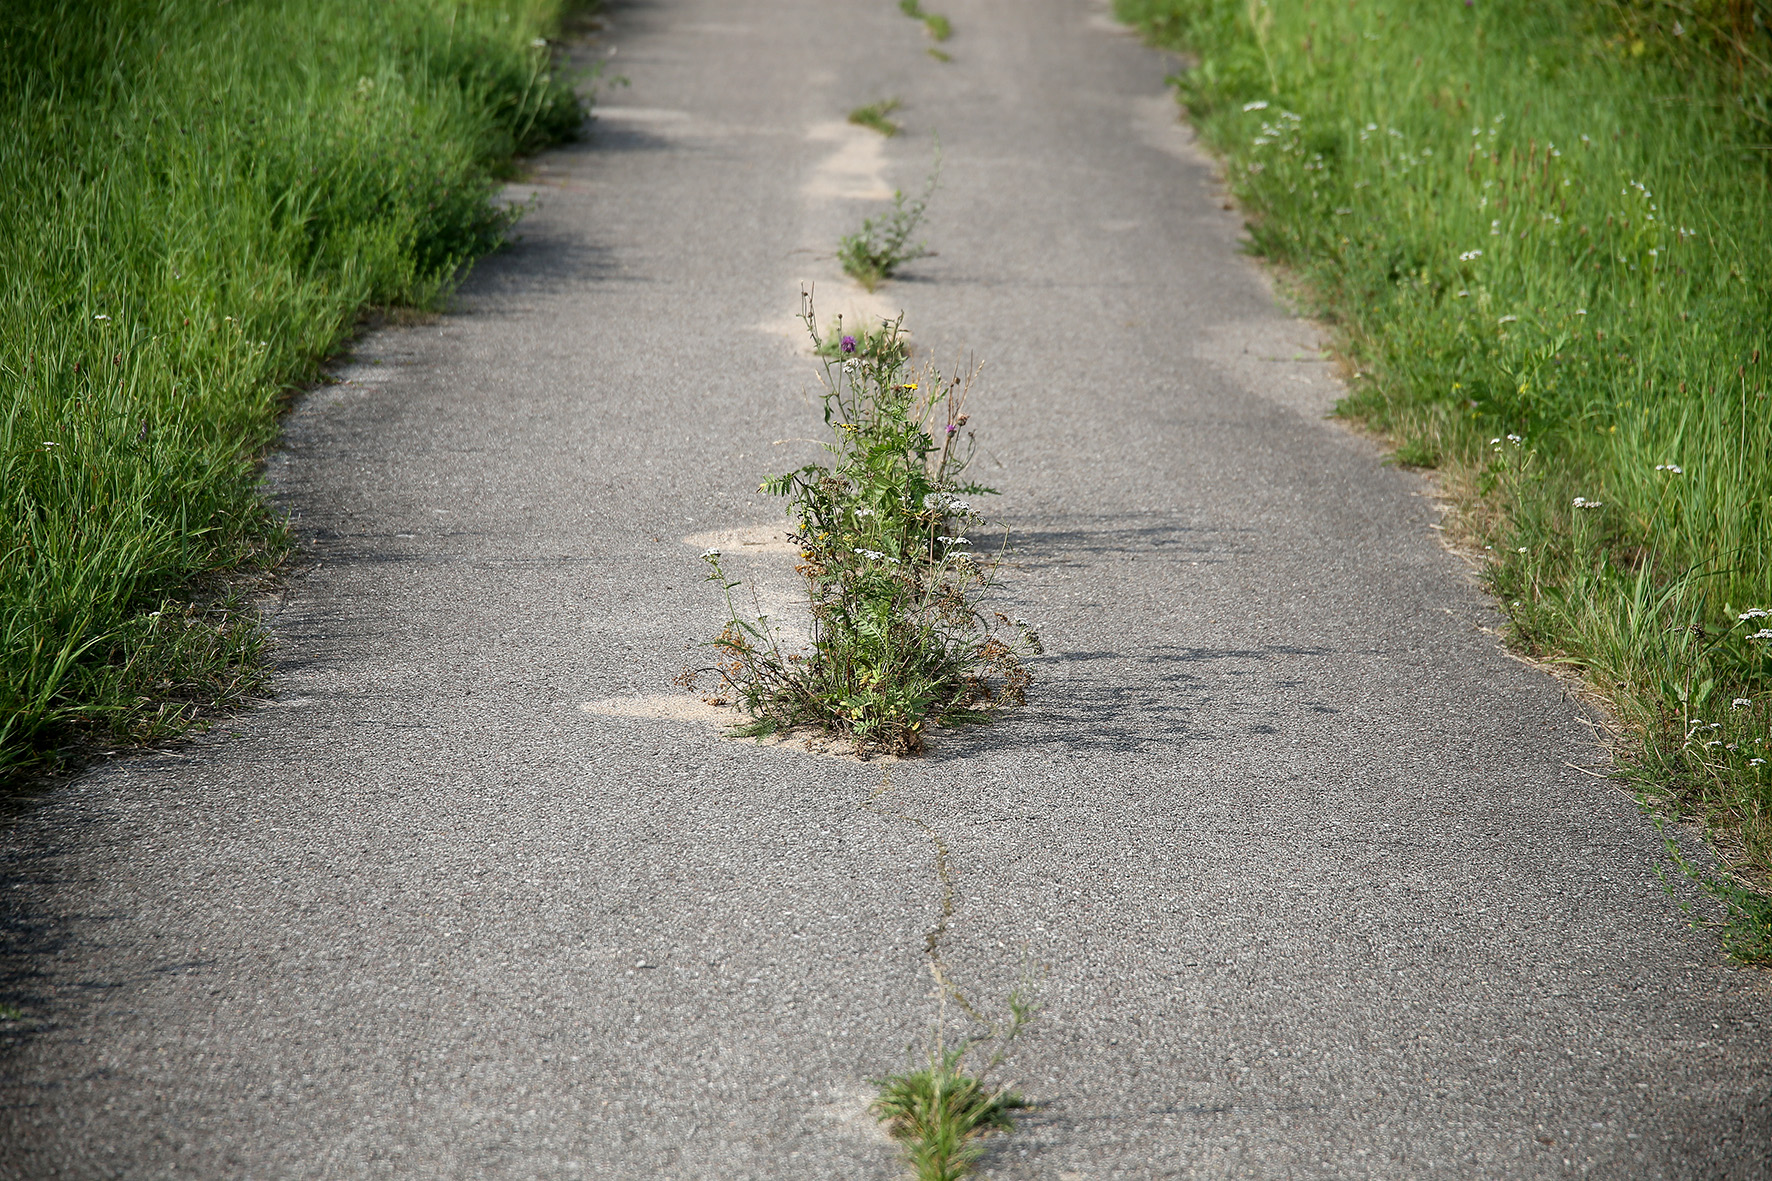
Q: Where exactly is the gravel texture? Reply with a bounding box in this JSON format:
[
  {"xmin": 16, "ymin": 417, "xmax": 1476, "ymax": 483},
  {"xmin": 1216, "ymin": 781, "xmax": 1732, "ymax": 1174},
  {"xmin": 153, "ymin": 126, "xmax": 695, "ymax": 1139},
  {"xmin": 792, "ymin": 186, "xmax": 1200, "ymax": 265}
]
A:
[{"xmin": 2, "ymin": 1, "xmax": 1767, "ymax": 1178}]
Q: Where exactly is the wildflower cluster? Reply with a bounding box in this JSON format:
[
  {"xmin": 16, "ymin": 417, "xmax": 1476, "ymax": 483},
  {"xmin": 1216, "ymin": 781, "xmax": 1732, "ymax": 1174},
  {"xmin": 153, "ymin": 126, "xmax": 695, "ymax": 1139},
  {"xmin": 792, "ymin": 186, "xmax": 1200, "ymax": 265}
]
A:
[{"xmin": 692, "ymin": 292, "xmax": 1037, "ymax": 756}]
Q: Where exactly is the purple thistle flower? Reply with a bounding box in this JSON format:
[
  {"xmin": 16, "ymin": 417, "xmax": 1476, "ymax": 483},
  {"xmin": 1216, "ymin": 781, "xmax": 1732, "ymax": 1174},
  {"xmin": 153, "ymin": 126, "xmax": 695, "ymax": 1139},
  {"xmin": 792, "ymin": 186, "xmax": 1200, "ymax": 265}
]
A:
[
  {"xmin": 945, "ymin": 423, "xmax": 958, "ymax": 435},
  {"xmin": 840, "ymin": 335, "xmax": 856, "ymax": 354}
]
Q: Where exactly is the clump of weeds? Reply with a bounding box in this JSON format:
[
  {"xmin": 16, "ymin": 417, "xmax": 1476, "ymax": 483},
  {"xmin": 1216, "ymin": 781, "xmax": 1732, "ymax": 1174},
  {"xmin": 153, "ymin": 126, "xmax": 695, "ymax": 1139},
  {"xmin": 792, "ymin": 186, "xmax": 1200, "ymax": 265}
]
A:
[
  {"xmin": 872, "ymin": 989, "xmax": 1035, "ymax": 1181},
  {"xmin": 849, "ymin": 98, "xmax": 903, "ymax": 137},
  {"xmin": 688, "ymin": 288, "xmax": 1038, "ymax": 757},
  {"xmin": 812, "ymin": 312, "xmax": 904, "ymax": 361},
  {"xmin": 838, "ymin": 151, "xmax": 939, "ymax": 291},
  {"xmin": 899, "ymin": 0, "xmax": 953, "ymax": 42}
]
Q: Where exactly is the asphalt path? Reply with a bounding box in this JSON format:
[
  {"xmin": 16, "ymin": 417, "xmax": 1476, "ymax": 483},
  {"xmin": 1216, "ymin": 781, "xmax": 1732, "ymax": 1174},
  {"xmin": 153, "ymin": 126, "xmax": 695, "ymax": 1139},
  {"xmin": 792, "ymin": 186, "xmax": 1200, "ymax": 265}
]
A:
[{"xmin": 3, "ymin": 1, "xmax": 1768, "ymax": 1177}]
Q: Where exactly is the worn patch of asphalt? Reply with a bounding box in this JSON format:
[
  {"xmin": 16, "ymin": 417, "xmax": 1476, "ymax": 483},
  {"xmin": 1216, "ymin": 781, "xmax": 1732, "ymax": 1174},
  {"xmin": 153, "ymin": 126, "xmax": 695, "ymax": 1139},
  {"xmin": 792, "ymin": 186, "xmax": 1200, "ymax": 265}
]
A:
[{"xmin": 3, "ymin": 1, "xmax": 1767, "ymax": 1177}]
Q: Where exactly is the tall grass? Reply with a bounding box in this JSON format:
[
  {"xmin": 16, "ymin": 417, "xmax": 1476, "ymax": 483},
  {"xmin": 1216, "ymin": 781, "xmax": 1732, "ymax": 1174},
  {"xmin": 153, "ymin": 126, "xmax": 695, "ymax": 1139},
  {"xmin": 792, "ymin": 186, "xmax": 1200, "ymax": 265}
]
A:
[
  {"xmin": 1118, "ymin": 0, "xmax": 1772, "ymax": 957},
  {"xmin": 0, "ymin": 0, "xmax": 584, "ymax": 783}
]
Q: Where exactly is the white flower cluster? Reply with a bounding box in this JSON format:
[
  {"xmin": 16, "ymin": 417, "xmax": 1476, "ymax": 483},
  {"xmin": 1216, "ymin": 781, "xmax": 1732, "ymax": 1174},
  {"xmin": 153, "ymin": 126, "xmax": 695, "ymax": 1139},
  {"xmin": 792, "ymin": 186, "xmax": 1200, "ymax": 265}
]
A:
[
  {"xmin": 935, "ymin": 535, "xmax": 969, "ymax": 546},
  {"xmin": 855, "ymin": 548, "xmax": 901, "ymax": 565},
  {"xmin": 1739, "ymin": 609, "xmax": 1769, "ymax": 621},
  {"xmin": 1571, "ymin": 497, "xmax": 1603, "ymax": 509},
  {"xmin": 1459, "ymin": 249, "xmax": 1483, "ymax": 261},
  {"xmin": 922, "ymin": 492, "xmax": 973, "ymax": 516},
  {"xmin": 700, "ymin": 548, "xmax": 721, "ymax": 559},
  {"xmin": 1655, "ymin": 463, "xmax": 1683, "ymax": 474}
]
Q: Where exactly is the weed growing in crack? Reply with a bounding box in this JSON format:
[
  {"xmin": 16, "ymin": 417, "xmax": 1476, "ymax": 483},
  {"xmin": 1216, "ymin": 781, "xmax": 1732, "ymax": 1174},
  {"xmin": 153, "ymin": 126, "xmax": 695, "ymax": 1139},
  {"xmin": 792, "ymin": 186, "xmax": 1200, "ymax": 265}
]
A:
[
  {"xmin": 689, "ymin": 290, "xmax": 1038, "ymax": 757},
  {"xmin": 872, "ymin": 988, "xmax": 1036, "ymax": 1181},
  {"xmin": 838, "ymin": 150, "xmax": 939, "ymax": 291},
  {"xmin": 849, "ymin": 98, "xmax": 903, "ymax": 137},
  {"xmin": 899, "ymin": 0, "xmax": 953, "ymax": 42}
]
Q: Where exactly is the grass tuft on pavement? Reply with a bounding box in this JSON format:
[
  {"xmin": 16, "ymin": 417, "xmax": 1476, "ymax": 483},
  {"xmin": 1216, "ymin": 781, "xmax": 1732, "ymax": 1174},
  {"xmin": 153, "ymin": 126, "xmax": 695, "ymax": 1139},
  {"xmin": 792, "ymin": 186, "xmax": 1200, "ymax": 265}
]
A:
[
  {"xmin": 0, "ymin": 0, "xmax": 586, "ymax": 783},
  {"xmin": 1118, "ymin": 0, "xmax": 1772, "ymax": 958}
]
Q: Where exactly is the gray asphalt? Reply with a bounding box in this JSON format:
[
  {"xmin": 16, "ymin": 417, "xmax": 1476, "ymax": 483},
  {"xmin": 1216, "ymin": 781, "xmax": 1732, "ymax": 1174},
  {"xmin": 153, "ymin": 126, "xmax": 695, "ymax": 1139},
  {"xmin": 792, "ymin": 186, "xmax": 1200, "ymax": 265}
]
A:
[{"xmin": 3, "ymin": 1, "xmax": 1768, "ymax": 1178}]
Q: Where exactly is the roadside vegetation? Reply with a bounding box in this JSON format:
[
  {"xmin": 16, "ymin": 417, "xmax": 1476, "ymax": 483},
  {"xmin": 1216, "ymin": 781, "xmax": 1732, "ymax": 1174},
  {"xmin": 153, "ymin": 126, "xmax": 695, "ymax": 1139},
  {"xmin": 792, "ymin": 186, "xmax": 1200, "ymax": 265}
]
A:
[
  {"xmin": 1117, "ymin": 0, "xmax": 1772, "ymax": 958},
  {"xmin": 0, "ymin": 0, "xmax": 585, "ymax": 784}
]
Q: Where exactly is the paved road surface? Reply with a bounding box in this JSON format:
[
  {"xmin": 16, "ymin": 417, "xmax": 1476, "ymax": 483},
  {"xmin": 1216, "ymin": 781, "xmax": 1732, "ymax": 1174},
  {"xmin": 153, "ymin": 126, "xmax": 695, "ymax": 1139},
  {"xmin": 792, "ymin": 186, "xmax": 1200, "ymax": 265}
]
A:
[{"xmin": 3, "ymin": 1, "xmax": 1767, "ymax": 1177}]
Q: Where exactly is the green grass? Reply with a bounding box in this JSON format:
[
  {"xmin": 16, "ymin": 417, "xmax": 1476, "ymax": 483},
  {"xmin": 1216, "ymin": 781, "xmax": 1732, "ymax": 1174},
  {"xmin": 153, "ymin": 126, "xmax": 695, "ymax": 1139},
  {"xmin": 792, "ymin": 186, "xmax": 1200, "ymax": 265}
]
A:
[
  {"xmin": 850, "ymin": 98, "xmax": 904, "ymax": 137},
  {"xmin": 0, "ymin": 0, "xmax": 586, "ymax": 784},
  {"xmin": 1117, "ymin": 0, "xmax": 1772, "ymax": 957},
  {"xmin": 872, "ymin": 1049, "xmax": 1028, "ymax": 1181}
]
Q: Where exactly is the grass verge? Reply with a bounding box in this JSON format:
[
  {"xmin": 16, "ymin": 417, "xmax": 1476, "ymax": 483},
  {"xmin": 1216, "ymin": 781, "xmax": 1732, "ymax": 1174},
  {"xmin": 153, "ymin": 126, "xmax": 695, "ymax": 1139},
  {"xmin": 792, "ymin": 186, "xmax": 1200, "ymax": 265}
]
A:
[
  {"xmin": 1117, "ymin": 0, "xmax": 1772, "ymax": 959},
  {"xmin": 0, "ymin": 0, "xmax": 587, "ymax": 785}
]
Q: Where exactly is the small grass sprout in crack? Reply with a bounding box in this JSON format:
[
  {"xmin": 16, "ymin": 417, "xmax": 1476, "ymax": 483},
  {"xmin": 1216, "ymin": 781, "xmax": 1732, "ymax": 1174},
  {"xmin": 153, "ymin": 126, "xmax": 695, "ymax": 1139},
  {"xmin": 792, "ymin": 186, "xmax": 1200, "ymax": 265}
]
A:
[
  {"xmin": 849, "ymin": 98, "xmax": 903, "ymax": 137},
  {"xmin": 899, "ymin": 0, "xmax": 953, "ymax": 43},
  {"xmin": 687, "ymin": 289, "xmax": 1038, "ymax": 757},
  {"xmin": 872, "ymin": 989, "xmax": 1036, "ymax": 1181},
  {"xmin": 839, "ymin": 150, "xmax": 940, "ymax": 292}
]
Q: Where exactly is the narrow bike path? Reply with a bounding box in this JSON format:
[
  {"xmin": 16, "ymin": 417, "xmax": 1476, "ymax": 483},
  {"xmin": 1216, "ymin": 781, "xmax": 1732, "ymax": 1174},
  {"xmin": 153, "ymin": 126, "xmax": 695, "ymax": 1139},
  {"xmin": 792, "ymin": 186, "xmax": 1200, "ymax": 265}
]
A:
[{"xmin": 3, "ymin": 2, "xmax": 1766, "ymax": 1178}]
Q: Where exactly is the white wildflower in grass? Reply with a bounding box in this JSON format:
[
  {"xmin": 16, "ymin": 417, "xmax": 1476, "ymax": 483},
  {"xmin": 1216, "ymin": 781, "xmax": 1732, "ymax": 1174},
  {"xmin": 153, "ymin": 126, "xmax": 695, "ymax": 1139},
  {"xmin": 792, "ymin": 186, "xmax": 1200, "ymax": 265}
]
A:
[
  {"xmin": 1752, "ymin": 759, "xmax": 1768, "ymax": 767},
  {"xmin": 1498, "ymin": 315, "xmax": 1519, "ymax": 324},
  {"xmin": 1460, "ymin": 249, "xmax": 1482, "ymax": 261},
  {"xmin": 1571, "ymin": 497, "xmax": 1603, "ymax": 509},
  {"xmin": 1750, "ymin": 629, "xmax": 1772, "ymax": 641},
  {"xmin": 1517, "ymin": 547, "xmax": 1528, "ymax": 554},
  {"xmin": 1490, "ymin": 219, "xmax": 1501, "ymax": 235},
  {"xmin": 1732, "ymin": 698, "xmax": 1752, "ymax": 708},
  {"xmin": 1739, "ymin": 609, "xmax": 1770, "ymax": 620},
  {"xmin": 93, "ymin": 314, "xmax": 109, "ymax": 321},
  {"xmin": 1655, "ymin": 463, "xmax": 1684, "ymax": 474},
  {"xmin": 1243, "ymin": 100, "xmax": 1269, "ymax": 111},
  {"xmin": 1576, "ymin": 308, "xmax": 1588, "ymax": 315}
]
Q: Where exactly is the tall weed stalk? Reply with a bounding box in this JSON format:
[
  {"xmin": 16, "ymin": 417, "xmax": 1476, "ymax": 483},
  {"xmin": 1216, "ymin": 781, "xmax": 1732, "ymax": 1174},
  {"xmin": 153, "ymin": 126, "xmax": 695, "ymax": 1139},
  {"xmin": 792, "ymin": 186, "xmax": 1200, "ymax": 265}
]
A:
[{"xmin": 694, "ymin": 292, "xmax": 1038, "ymax": 757}]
